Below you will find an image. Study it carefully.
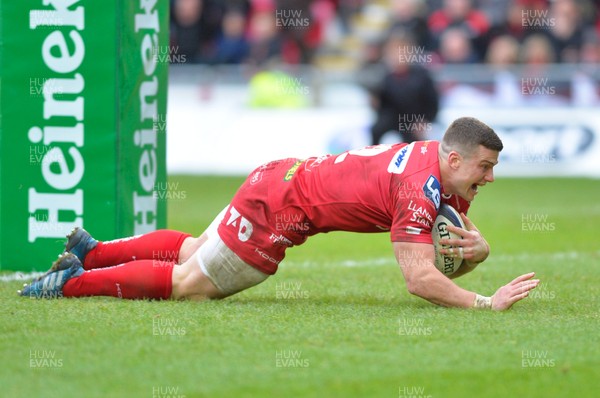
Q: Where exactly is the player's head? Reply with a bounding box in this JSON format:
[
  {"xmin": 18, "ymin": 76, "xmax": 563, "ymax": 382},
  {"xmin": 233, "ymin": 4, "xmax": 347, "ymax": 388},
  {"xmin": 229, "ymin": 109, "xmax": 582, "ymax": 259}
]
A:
[
  {"xmin": 441, "ymin": 117, "xmax": 503, "ymax": 157},
  {"xmin": 439, "ymin": 117, "xmax": 503, "ymax": 201}
]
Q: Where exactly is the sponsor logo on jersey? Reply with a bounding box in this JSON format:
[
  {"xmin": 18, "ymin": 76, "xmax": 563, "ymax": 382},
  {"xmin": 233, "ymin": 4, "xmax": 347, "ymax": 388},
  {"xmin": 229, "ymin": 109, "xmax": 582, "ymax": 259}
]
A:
[
  {"xmin": 255, "ymin": 248, "xmax": 280, "ymax": 265},
  {"xmin": 250, "ymin": 171, "xmax": 263, "ymax": 185},
  {"xmin": 269, "ymin": 233, "xmax": 293, "ymax": 247},
  {"xmin": 283, "ymin": 160, "xmax": 303, "ymax": 181},
  {"xmin": 304, "ymin": 155, "xmax": 329, "ymax": 172},
  {"xmin": 387, "ymin": 143, "xmax": 415, "ymax": 174},
  {"xmin": 408, "ymin": 199, "xmax": 434, "ymax": 228},
  {"xmin": 250, "ymin": 164, "xmax": 268, "ymax": 185},
  {"xmin": 422, "ymin": 175, "xmax": 441, "ymax": 210}
]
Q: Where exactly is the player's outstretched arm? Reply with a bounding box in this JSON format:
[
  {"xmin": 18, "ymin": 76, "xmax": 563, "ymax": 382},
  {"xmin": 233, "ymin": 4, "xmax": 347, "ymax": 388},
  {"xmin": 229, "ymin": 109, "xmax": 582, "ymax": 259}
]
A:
[
  {"xmin": 393, "ymin": 242, "xmax": 539, "ymax": 310},
  {"xmin": 395, "ymin": 241, "xmax": 482, "ymax": 308}
]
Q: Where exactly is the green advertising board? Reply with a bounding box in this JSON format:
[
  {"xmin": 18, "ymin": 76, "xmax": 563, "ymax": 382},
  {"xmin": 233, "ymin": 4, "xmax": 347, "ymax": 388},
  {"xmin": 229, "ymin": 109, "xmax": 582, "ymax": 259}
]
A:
[{"xmin": 0, "ymin": 0, "xmax": 168, "ymax": 271}]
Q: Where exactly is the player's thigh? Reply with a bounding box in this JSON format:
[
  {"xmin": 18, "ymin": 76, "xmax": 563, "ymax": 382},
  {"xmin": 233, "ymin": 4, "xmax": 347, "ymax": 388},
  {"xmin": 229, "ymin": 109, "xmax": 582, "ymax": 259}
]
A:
[
  {"xmin": 178, "ymin": 207, "xmax": 228, "ymax": 263},
  {"xmin": 172, "ymin": 231, "xmax": 270, "ymax": 300},
  {"xmin": 196, "ymin": 231, "xmax": 270, "ymax": 297},
  {"xmin": 171, "ymin": 234, "xmax": 223, "ymax": 300}
]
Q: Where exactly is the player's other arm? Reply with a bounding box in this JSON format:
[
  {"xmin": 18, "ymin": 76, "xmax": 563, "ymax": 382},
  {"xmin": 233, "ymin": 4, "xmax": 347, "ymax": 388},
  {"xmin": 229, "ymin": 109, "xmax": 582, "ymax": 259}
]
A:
[
  {"xmin": 393, "ymin": 241, "xmax": 539, "ymax": 310},
  {"xmin": 394, "ymin": 241, "xmax": 476, "ymax": 308}
]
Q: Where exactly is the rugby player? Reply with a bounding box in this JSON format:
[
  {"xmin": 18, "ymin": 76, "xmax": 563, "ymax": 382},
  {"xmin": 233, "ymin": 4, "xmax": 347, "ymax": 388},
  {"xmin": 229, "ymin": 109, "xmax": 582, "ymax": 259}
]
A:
[{"xmin": 20, "ymin": 117, "xmax": 539, "ymax": 310}]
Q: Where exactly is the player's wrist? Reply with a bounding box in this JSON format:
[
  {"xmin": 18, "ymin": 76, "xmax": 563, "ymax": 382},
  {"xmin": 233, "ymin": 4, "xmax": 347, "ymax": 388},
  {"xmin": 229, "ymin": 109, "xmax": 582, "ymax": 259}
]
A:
[{"xmin": 473, "ymin": 294, "xmax": 492, "ymax": 309}]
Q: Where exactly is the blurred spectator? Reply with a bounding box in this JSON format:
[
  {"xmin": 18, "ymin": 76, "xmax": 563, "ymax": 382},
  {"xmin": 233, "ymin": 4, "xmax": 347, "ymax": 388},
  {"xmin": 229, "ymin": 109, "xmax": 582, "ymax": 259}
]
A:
[
  {"xmin": 520, "ymin": 34, "xmax": 568, "ymax": 106},
  {"xmin": 361, "ymin": 37, "xmax": 385, "ymax": 66},
  {"xmin": 214, "ymin": 9, "xmax": 250, "ymax": 64},
  {"xmin": 438, "ymin": 27, "xmax": 479, "ymax": 63},
  {"xmin": 483, "ymin": 0, "xmax": 544, "ymax": 48},
  {"xmin": 486, "ymin": 35, "xmax": 522, "ymax": 106},
  {"xmin": 428, "ymin": 0, "xmax": 490, "ymax": 59},
  {"xmin": 277, "ymin": 0, "xmax": 335, "ymax": 64},
  {"xmin": 367, "ymin": 31, "xmax": 439, "ymax": 144},
  {"xmin": 571, "ymin": 28, "xmax": 600, "ymax": 105},
  {"xmin": 336, "ymin": 0, "xmax": 364, "ymax": 33},
  {"xmin": 170, "ymin": 0, "xmax": 226, "ymax": 63},
  {"xmin": 170, "ymin": 0, "xmax": 204, "ymax": 63},
  {"xmin": 247, "ymin": 5, "xmax": 282, "ymax": 65},
  {"xmin": 520, "ymin": 33, "xmax": 556, "ymax": 64},
  {"xmin": 547, "ymin": 0, "xmax": 587, "ymax": 63},
  {"xmin": 580, "ymin": 28, "xmax": 600, "ymax": 63},
  {"xmin": 389, "ymin": 0, "xmax": 432, "ymax": 50},
  {"xmin": 486, "ymin": 34, "xmax": 520, "ymax": 66},
  {"xmin": 477, "ymin": 0, "xmax": 511, "ymax": 27}
]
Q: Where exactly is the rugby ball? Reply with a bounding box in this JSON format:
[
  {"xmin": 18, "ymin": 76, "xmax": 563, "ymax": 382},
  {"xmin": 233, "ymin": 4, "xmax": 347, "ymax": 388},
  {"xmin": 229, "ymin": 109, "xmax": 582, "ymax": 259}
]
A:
[{"xmin": 432, "ymin": 204, "xmax": 466, "ymax": 276}]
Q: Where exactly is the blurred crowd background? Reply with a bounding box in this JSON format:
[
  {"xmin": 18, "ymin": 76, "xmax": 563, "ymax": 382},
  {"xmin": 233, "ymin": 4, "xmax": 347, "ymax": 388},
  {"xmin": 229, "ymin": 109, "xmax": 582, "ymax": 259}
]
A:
[
  {"xmin": 167, "ymin": 0, "xmax": 600, "ymax": 147},
  {"xmin": 170, "ymin": 0, "xmax": 600, "ymax": 67}
]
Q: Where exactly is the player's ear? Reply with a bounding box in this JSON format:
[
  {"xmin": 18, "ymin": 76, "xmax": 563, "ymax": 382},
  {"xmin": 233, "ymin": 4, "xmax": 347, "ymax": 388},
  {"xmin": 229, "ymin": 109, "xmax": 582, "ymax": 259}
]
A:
[{"xmin": 447, "ymin": 151, "xmax": 462, "ymax": 170}]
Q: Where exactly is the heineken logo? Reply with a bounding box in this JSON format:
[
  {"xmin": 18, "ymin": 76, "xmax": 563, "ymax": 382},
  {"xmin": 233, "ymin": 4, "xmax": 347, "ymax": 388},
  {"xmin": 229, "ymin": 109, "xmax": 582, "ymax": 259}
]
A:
[
  {"xmin": 27, "ymin": 0, "xmax": 86, "ymax": 242},
  {"xmin": 25, "ymin": 0, "xmax": 163, "ymax": 242},
  {"xmin": 133, "ymin": 0, "xmax": 161, "ymax": 234}
]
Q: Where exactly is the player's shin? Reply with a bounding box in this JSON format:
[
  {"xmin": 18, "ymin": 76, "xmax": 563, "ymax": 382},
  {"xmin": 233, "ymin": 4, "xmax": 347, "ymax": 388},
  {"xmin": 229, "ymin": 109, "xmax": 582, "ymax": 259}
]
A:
[
  {"xmin": 62, "ymin": 260, "xmax": 174, "ymax": 299},
  {"xmin": 84, "ymin": 230, "xmax": 191, "ymax": 269}
]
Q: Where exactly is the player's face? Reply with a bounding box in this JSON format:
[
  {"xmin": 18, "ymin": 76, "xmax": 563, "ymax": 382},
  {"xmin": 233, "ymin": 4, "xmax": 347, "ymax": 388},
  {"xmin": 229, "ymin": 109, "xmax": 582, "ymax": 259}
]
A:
[{"xmin": 455, "ymin": 145, "xmax": 499, "ymax": 201}]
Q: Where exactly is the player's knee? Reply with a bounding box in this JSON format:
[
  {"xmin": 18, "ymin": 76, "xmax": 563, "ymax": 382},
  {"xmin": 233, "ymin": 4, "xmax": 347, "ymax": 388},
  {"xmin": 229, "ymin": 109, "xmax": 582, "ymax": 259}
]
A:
[
  {"xmin": 178, "ymin": 234, "xmax": 207, "ymax": 263},
  {"xmin": 171, "ymin": 259, "xmax": 225, "ymax": 300}
]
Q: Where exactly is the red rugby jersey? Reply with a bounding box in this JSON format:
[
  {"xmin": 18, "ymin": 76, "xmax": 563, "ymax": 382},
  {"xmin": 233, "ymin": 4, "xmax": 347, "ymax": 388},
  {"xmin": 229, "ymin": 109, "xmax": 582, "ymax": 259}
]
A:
[{"xmin": 269, "ymin": 141, "xmax": 470, "ymax": 245}]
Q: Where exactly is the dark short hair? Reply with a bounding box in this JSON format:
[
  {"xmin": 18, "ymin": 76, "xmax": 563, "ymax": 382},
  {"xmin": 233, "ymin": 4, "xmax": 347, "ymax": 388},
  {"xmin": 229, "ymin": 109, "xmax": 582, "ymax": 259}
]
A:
[{"xmin": 441, "ymin": 117, "xmax": 503, "ymax": 156}]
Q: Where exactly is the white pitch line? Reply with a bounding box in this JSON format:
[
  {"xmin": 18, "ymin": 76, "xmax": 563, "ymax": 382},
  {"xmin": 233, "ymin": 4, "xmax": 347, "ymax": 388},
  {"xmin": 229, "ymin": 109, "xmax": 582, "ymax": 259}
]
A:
[
  {"xmin": 284, "ymin": 250, "xmax": 599, "ymax": 269},
  {"xmin": 0, "ymin": 271, "xmax": 44, "ymax": 282},
  {"xmin": 491, "ymin": 250, "xmax": 599, "ymax": 263}
]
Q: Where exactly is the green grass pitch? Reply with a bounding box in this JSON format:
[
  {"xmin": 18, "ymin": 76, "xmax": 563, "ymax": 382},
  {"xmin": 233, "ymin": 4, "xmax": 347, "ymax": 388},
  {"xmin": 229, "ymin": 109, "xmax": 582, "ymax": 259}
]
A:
[{"xmin": 1, "ymin": 176, "xmax": 599, "ymax": 397}]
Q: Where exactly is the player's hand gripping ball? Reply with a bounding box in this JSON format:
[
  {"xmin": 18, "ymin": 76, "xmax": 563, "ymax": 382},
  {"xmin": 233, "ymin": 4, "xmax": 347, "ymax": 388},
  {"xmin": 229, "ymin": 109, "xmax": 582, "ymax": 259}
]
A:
[{"xmin": 432, "ymin": 204, "xmax": 465, "ymax": 276}]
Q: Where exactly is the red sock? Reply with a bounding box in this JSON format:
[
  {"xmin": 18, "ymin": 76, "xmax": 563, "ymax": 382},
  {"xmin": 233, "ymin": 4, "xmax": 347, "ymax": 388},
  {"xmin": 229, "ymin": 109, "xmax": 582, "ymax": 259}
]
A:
[
  {"xmin": 63, "ymin": 260, "xmax": 173, "ymax": 299},
  {"xmin": 84, "ymin": 230, "xmax": 191, "ymax": 270}
]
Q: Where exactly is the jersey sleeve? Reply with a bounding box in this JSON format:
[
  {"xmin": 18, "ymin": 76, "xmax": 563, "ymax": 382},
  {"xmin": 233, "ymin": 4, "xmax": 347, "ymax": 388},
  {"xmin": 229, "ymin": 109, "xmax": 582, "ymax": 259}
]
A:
[{"xmin": 389, "ymin": 176, "xmax": 438, "ymax": 244}]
